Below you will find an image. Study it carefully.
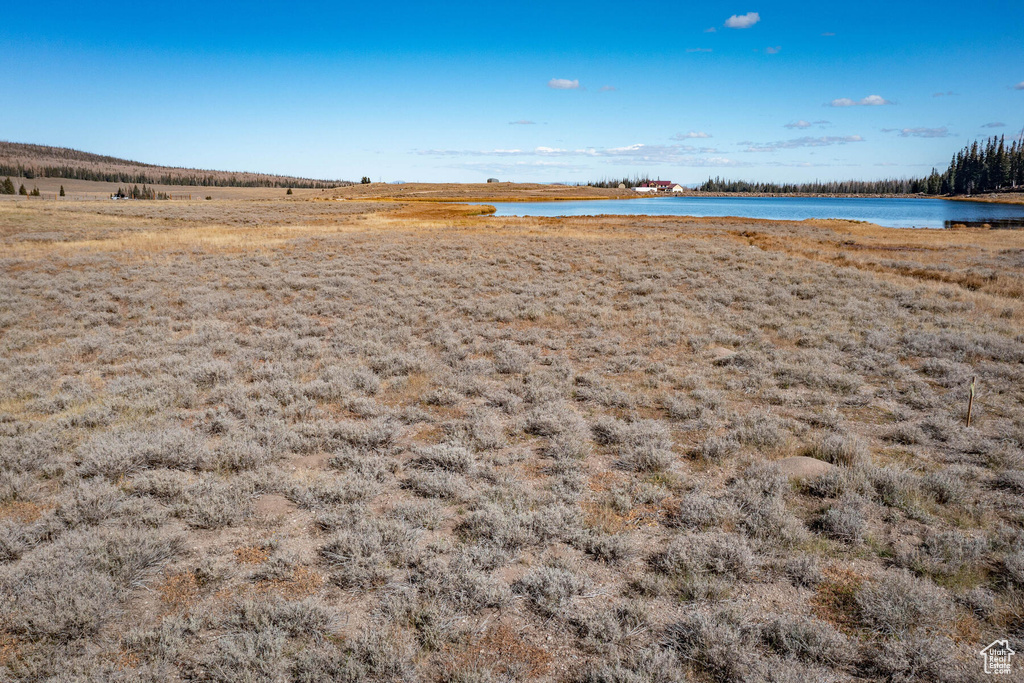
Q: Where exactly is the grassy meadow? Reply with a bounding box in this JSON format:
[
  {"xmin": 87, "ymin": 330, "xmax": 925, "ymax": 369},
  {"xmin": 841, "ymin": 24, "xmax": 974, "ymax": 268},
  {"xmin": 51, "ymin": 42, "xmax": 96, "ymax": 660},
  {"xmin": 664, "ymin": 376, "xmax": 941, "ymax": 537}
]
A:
[{"xmin": 1, "ymin": 193, "xmax": 1023, "ymax": 681}]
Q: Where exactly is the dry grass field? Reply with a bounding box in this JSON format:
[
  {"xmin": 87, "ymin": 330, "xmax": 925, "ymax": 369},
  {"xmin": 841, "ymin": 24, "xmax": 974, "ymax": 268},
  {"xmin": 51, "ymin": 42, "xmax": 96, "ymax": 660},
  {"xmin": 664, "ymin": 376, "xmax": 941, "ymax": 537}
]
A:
[
  {"xmin": 329, "ymin": 183, "xmax": 635, "ymax": 202},
  {"xmin": 0, "ymin": 178, "xmax": 336, "ymax": 201},
  {"xmin": 1, "ymin": 195, "xmax": 1023, "ymax": 682},
  {"xmin": 948, "ymin": 193, "xmax": 1024, "ymax": 206},
  {"xmin": 0, "ymin": 178, "xmax": 634, "ymax": 203}
]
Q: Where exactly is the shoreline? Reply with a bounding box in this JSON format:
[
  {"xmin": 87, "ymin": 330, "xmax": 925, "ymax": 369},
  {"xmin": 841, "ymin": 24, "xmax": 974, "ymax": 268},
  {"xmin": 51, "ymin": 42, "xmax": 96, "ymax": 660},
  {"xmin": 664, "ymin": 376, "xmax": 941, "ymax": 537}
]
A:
[
  {"xmin": 625, "ymin": 191, "xmax": 1024, "ymax": 204},
  {"xmin": 4, "ymin": 177, "xmax": 1022, "ymax": 207},
  {"xmin": 944, "ymin": 193, "xmax": 1024, "ymax": 206},
  {"xmin": 459, "ymin": 190, "xmax": 1024, "ymax": 205}
]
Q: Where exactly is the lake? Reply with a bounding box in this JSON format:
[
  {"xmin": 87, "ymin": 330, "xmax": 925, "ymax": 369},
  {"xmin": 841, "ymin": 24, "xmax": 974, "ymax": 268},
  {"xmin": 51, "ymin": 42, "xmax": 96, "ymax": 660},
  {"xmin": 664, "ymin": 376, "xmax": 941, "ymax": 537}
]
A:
[{"xmin": 480, "ymin": 196, "xmax": 1024, "ymax": 229}]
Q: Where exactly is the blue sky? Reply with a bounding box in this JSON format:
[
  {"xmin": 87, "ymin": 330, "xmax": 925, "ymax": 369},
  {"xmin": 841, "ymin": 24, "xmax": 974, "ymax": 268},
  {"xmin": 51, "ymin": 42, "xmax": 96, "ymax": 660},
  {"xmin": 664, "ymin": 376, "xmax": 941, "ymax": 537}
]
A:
[{"xmin": 3, "ymin": 1, "xmax": 1023, "ymax": 183}]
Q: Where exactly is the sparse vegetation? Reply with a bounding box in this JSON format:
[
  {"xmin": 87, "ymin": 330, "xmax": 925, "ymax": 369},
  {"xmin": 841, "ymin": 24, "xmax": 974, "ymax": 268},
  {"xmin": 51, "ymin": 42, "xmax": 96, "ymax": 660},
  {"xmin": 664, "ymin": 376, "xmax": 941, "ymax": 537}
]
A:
[
  {"xmin": 0, "ymin": 191, "xmax": 1021, "ymax": 680},
  {"xmin": 0, "ymin": 141, "xmax": 348, "ymax": 188}
]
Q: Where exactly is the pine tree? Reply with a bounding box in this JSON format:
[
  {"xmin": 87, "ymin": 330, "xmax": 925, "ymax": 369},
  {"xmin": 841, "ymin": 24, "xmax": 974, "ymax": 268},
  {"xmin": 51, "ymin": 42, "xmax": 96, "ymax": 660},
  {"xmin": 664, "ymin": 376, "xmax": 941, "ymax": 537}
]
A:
[
  {"xmin": 995, "ymin": 136, "xmax": 1011, "ymax": 191},
  {"xmin": 18, "ymin": 184, "xmax": 27, "ymax": 195},
  {"xmin": 59, "ymin": 185, "xmax": 65, "ymax": 197},
  {"xmin": 1013, "ymin": 140, "xmax": 1023, "ymax": 187},
  {"xmin": 945, "ymin": 152, "xmax": 959, "ymax": 194},
  {"xmin": 967, "ymin": 141, "xmax": 980, "ymax": 194},
  {"xmin": 1, "ymin": 177, "xmax": 14, "ymax": 194}
]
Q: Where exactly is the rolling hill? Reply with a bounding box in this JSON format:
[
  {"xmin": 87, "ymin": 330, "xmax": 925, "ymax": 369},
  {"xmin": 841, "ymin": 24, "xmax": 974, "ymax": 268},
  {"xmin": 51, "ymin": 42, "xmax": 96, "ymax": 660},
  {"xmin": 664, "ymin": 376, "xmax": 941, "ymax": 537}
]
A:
[{"xmin": 0, "ymin": 141, "xmax": 349, "ymax": 189}]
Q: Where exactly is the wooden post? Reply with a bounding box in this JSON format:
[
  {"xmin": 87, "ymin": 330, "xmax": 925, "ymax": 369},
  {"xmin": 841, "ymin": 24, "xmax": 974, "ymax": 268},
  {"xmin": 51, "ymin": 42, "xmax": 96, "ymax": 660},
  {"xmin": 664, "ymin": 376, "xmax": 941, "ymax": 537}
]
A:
[{"xmin": 966, "ymin": 377, "xmax": 976, "ymax": 428}]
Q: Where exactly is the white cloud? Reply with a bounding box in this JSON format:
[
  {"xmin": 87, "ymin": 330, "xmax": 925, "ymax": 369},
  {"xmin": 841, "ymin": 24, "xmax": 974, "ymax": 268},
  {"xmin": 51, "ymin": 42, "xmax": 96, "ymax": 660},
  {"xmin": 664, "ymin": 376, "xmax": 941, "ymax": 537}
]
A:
[
  {"xmin": 419, "ymin": 148, "xmax": 523, "ymax": 157},
  {"xmin": 744, "ymin": 135, "xmax": 864, "ymax": 152},
  {"xmin": 828, "ymin": 94, "xmax": 892, "ymax": 107},
  {"xmin": 724, "ymin": 12, "xmax": 760, "ymax": 29},
  {"xmin": 895, "ymin": 127, "xmax": 950, "ymax": 138},
  {"xmin": 443, "ymin": 160, "xmax": 594, "ymax": 177},
  {"xmin": 821, "ymin": 32, "xmax": 835, "ymax": 36},
  {"xmin": 785, "ymin": 120, "xmax": 830, "ymax": 129},
  {"xmin": 932, "ymin": 91, "xmax": 956, "ymax": 97},
  {"xmin": 548, "ymin": 78, "xmax": 579, "ymax": 90},
  {"xmin": 765, "ymin": 161, "xmax": 835, "ymax": 168},
  {"xmin": 509, "ymin": 120, "xmax": 535, "ymax": 125},
  {"xmin": 418, "ymin": 143, "xmax": 739, "ymax": 166},
  {"xmin": 690, "ymin": 157, "xmax": 746, "ymax": 167},
  {"xmin": 765, "ymin": 46, "xmax": 781, "ymax": 54},
  {"xmin": 1015, "ymin": 81, "xmax": 1024, "ymax": 90},
  {"xmin": 704, "ymin": 27, "xmax": 717, "ymax": 33},
  {"xmin": 673, "ymin": 131, "xmax": 712, "ymax": 139},
  {"xmin": 982, "ymin": 122, "xmax": 1005, "ymax": 128},
  {"xmin": 599, "ymin": 85, "xmax": 617, "ymax": 92}
]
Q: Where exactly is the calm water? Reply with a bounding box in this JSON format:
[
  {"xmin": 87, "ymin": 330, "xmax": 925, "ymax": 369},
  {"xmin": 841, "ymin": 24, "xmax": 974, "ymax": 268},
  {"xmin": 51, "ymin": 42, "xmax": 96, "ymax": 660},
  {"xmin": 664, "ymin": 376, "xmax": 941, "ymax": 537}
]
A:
[{"xmin": 481, "ymin": 196, "xmax": 1024, "ymax": 229}]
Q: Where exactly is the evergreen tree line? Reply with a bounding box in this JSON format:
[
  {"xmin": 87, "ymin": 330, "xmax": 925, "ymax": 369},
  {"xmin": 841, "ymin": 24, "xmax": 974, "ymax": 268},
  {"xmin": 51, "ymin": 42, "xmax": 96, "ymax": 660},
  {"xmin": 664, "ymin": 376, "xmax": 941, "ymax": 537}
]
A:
[
  {"xmin": 112, "ymin": 185, "xmax": 171, "ymax": 200},
  {"xmin": 941, "ymin": 135, "xmax": 1024, "ymax": 194},
  {"xmin": 585, "ymin": 175, "xmax": 656, "ymax": 188},
  {"xmin": 0, "ymin": 163, "xmax": 348, "ymax": 188},
  {"xmin": 697, "ymin": 177, "xmax": 933, "ymax": 194},
  {"xmin": 2, "ymin": 179, "xmax": 40, "ymax": 196},
  {"xmin": 698, "ymin": 133, "xmax": 1024, "ymax": 196}
]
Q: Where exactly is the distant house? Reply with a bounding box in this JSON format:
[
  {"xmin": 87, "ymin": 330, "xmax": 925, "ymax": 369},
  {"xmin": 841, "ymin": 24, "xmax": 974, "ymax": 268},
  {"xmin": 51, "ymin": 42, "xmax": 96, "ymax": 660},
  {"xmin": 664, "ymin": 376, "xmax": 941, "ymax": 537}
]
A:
[
  {"xmin": 671, "ymin": 184, "xmax": 685, "ymax": 192},
  {"xmin": 635, "ymin": 180, "xmax": 678, "ymax": 193},
  {"xmin": 486, "ymin": 178, "xmax": 500, "ymax": 183}
]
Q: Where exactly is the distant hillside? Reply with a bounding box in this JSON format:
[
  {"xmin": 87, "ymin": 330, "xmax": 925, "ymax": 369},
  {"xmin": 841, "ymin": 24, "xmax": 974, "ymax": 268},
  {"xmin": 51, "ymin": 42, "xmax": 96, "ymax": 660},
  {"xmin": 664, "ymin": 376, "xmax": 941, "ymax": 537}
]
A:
[{"xmin": 0, "ymin": 141, "xmax": 350, "ymax": 189}]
